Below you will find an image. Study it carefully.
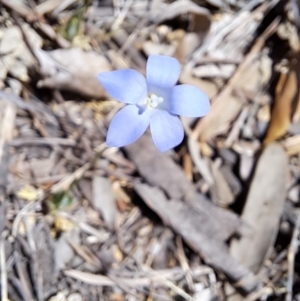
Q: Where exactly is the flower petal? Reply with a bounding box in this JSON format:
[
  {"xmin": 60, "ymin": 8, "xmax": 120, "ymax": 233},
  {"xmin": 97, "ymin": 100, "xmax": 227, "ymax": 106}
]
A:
[
  {"xmin": 150, "ymin": 110, "xmax": 184, "ymax": 152},
  {"xmin": 168, "ymin": 84, "xmax": 210, "ymax": 117},
  {"xmin": 106, "ymin": 105, "xmax": 150, "ymax": 147},
  {"xmin": 98, "ymin": 69, "xmax": 147, "ymax": 104},
  {"xmin": 146, "ymin": 55, "xmax": 181, "ymax": 91}
]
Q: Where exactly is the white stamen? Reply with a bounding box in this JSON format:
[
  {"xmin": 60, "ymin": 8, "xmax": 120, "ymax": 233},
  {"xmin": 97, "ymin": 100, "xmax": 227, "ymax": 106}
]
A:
[{"xmin": 146, "ymin": 94, "xmax": 163, "ymax": 108}]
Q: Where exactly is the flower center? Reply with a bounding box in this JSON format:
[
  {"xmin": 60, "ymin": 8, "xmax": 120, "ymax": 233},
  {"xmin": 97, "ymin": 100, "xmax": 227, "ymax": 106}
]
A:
[{"xmin": 146, "ymin": 94, "xmax": 163, "ymax": 108}]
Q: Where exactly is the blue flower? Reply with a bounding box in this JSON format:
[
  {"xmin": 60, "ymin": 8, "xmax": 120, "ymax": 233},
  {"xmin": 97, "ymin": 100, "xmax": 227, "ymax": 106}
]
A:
[{"xmin": 97, "ymin": 55, "xmax": 210, "ymax": 152}]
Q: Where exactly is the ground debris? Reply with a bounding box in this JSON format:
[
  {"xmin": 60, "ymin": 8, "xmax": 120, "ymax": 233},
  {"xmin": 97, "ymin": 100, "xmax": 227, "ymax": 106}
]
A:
[{"xmin": 1, "ymin": 0, "xmax": 300, "ymax": 300}]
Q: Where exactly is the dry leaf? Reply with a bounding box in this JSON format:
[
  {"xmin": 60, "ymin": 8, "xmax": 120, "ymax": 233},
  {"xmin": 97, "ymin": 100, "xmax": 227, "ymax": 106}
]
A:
[
  {"xmin": 264, "ymin": 56, "xmax": 299, "ymax": 145},
  {"xmin": 35, "ymin": 48, "xmax": 111, "ymax": 98},
  {"xmin": 230, "ymin": 143, "xmax": 288, "ymax": 274},
  {"xmin": 16, "ymin": 185, "xmax": 42, "ymax": 201},
  {"xmin": 54, "ymin": 216, "xmax": 77, "ymax": 232}
]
